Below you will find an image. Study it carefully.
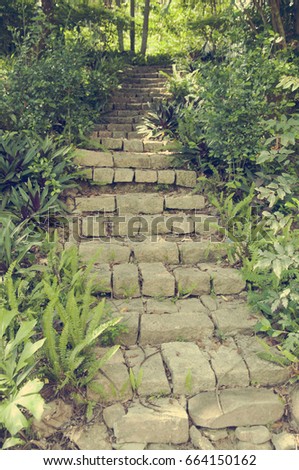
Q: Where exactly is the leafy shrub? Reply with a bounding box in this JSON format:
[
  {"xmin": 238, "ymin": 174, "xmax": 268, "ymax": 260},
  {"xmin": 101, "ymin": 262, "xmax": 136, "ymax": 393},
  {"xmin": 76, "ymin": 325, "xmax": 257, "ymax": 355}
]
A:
[
  {"xmin": 0, "ymin": 32, "xmax": 120, "ymax": 143},
  {"xmin": 0, "ymin": 265, "xmax": 45, "ymax": 449}
]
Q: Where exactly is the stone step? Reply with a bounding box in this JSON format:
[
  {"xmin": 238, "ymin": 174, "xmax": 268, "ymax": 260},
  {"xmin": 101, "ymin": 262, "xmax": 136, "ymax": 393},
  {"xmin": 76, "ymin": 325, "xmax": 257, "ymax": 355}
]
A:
[
  {"xmin": 73, "ymin": 192, "xmax": 206, "ymax": 215},
  {"xmin": 122, "ymin": 76, "xmax": 167, "ymax": 84},
  {"xmin": 123, "ymin": 66, "xmax": 172, "ymax": 74},
  {"xmin": 76, "ymin": 236, "xmax": 235, "ymax": 266},
  {"xmin": 83, "ymin": 259, "xmax": 247, "ymax": 300},
  {"xmin": 96, "ymin": 130, "xmax": 147, "ymax": 140},
  {"xmin": 100, "ymin": 116, "xmax": 143, "ymax": 124},
  {"xmin": 86, "ymin": 332, "xmax": 288, "ymax": 399},
  {"xmin": 118, "ymin": 86, "xmax": 167, "ymax": 94},
  {"xmin": 97, "ymin": 138, "xmax": 176, "ymax": 152},
  {"xmin": 112, "ymin": 102, "xmax": 151, "ymax": 111},
  {"xmin": 75, "ymin": 149, "xmax": 185, "ymax": 169},
  {"xmin": 82, "ymin": 166, "xmax": 198, "ymax": 186},
  {"xmin": 79, "ymin": 213, "xmax": 219, "ymax": 239}
]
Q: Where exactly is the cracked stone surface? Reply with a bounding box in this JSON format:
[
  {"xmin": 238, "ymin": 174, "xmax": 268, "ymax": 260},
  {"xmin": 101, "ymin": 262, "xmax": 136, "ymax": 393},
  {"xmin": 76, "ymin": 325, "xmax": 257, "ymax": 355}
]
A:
[
  {"xmin": 125, "ymin": 346, "xmax": 171, "ymax": 396},
  {"xmin": 189, "ymin": 388, "xmax": 285, "ymax": 428},
  {"xmin": 208, "ymin": 338, "xmax": 249, "ymax": 387},
  {"xmin": 236, "ymin": 336, "xmax": 291, "ymax": 386},
  {"xmin": 114, "ymin": 399, "xmax": 189, "ymax": 444},
  {"xmin": 87, "ymin": 349, "xmax": 132, "ymax": 403},
  {"xmin": 161, "ymin": 342, "xmax": 216, "ymax": 394}
]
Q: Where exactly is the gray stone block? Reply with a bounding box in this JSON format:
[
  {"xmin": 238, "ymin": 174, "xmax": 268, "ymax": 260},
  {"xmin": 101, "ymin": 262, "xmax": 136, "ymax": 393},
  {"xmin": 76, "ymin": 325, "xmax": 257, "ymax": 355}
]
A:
[
  {"xmin": 114, "ymin": 399, "xmax": 189, "ymax": 444},
  {"xmin": 75, "ymin": 195, "xmax": 116, "ymax": 213},
  {"xmin": 174, "ymin": 267, "xmax": 211, "ymax": 296},
  {"xmin": 140, "ymin": 311, "xmax": 214, "ymax": 345},
  {"xmin": 93, "ymin": 168, "xmax": 114, "ymax": 184},
  {"xmin": 139, "ymin": 263, "xmax": 175, "ymax": 297},
  {"xmin": 133, "ymin": 241, "xmax": 179, "ymax": 264},
  {"xmin": 189, "ymin": 388, "xmax": 285, "ymax": 428},
  {"xmin": 161, "ymin": 342, "xmax": 216, "ymax": 394},
  {"xmin": 117, "ymin": 193, "xmax": 164, "ymax": 215},
  {"xmin": 113, "ymin": 264, "xmax": 140, "ymax": 298},
  {"xmin": 165, "ymin": 194, "xmax": 205, "ymax": 210}
]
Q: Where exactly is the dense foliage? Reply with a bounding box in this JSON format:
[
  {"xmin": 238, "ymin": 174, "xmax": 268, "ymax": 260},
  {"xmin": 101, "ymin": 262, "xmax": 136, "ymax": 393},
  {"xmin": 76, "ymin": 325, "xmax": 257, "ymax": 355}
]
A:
[{"xmin": 1, "ymin": 0, "xmax": 299, "ymax": 449}]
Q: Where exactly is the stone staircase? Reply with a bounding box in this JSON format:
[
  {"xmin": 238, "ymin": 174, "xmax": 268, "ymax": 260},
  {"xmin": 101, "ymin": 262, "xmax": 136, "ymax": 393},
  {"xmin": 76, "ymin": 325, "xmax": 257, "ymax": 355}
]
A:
[{"xmin": 65, "ymin": 65, "xmax": 297, "ymax": 451}]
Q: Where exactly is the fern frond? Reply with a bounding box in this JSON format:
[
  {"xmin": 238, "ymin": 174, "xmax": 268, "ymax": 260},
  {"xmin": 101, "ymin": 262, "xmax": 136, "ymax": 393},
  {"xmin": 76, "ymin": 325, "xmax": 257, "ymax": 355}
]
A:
[{"xmin": 42, "ymin": 299, "xmax": 60, "ymax": 377}]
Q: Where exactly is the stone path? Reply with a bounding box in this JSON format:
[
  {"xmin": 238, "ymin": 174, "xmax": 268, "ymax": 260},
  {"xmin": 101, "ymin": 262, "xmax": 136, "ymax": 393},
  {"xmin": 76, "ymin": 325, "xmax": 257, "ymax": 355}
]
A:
[{"xmin": 63, "ymin": 65, "xmax": 298, "ymax": 450}]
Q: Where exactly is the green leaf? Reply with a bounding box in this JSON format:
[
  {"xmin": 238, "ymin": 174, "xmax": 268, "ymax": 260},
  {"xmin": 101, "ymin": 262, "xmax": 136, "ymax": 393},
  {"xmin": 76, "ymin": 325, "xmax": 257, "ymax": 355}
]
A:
[{"xmin": 2, "ymin": 437, "xmax": 25, "ymax": 450}]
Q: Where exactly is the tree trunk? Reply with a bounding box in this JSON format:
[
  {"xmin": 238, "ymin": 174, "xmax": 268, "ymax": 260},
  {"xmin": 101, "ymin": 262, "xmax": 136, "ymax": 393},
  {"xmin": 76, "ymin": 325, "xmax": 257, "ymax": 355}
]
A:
[
  {"xmin": 130, "ymin": 0, "xmax": 135, "ymax": 54},
  {"xmin": 295, "ymin": 0, "xmax": 299, "ymax": 35},
  {"xmin": 268, "ymin": 0, "xmax": 287, "ymax": 47},
  {"xmin": 41, "ymin": 0, "xmax": 54, "ymax": 22},
  {"xmin": 115, "ymin": 0, "xmax": 124, "ymax": 52},
  {"xmin": 141, "ymin": 0, "xmax": 150, "ymax": 56}
]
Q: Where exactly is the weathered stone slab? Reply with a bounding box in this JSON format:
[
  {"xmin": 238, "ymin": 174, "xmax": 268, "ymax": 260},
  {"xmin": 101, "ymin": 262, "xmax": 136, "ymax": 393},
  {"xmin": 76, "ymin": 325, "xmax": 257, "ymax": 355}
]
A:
[
  {"xmin": 113, "ymin": 153, "xmax": 151, "ymax": 168},
  {"xmin": 235, "ymin": 426, "xmax": 271, "ymax": 445},
  {"xmin": 124, "ymin": 139, "xmax": 144, "ymax": 152},
  {"xmin": 125, "ymin": 346, "xmax": 170, "ymax": 396},
  {"xmin": 174, "ymin": 267, "xmax": 210, "ymax": 296},
  {"xmin": 74, "ymin": 149, "xmax": 113, "ymax": 167},
  {"xmin": 139, "ymin": 263, "xmax": 175, "ymax": 297},
  {"xmin": 161, "ymin": 342, "xmax": 215, "ymax": 394},
  {"xmin": 209, "ymin": 339, "xmax": 249, "ymax": 387},
  {"xmin": 176, "ymin": 170, "xmax": 197, "ymax": 187},
  {"xmin": 75, "ymin": 195, "xmax": 116, "ymax": 213},
  {"xmin": 140, "ymin": 312, "xmax": 214, "ymax": 345},
  {"xmin": 211, "ymin": 305, "xmax": 259, "ymax": 336},
  {"xmin": 114, "ymin": 168, "xmax": 134, "ymax": 182},
  {"xmin": 272, "ymin": 432, "xmax": 297, "ymax": 450},
  {"xmin": 69, "ymin": 423, "xmax": 112, "ymax": 450},
  {"xmin": 211, "ymin": 267, "xmax": 246, "ymax": 295},
  {"xmin": 179, "ymin": 242, "xmax": 228, "ymax": 264},
  {"xmin": 190, "ymin": 426, "xmax": 215, "ymax": 450},
  {"xmin": 133, "ymin": 241, "xmax": 179, "ymax": 264},
  {"xmin": 93, "ymin": 168, "xmax": 114, "ymax": 184},
  {"xmin": 114, "ymin": 399, "xmax": 189, "ymax": 444},
  {"xmin": 117, "ymin": 193, "xmax": 164, "ymax": 215},
  {"xmin": 79, "ymin": 242, "xmax": 130, "ymax": 264},
  {"xmin": 101, "ymin": 137, "xmax": 123, "ymax": 150},
  {"xmin": 87, "ymin": 349, "xmax": 132, "ymax": 403},
  {"xmin": 158, "ymin": 170, "xmax": 175, "ymax": 185},
  {"xmin": 113, "ymin": 264, "xmax": 140, "ymax": 298},
  {"xmin": 165, "ymin": 194, "xmax": 205, "ymax": 211},
  {"xmin": 236, "ymin": 336, "xmax": 290, "ymax": 386},
  {"xmin": 189, "ymin": 388, "xmax": 285, "ymax": 428},
  {"xmin": 90, "ymin": 264, "xmax": 111, "ymax": 293},
  {"xmin": 103, "ymin": 403, "xmax": 126, "ymax": 429},
  {"xmin": 146, "ymin": 299, "xmax": 178, "ymax": 314},
  {"xmin": 135, "ymin": 169, "xmax": 157, "ymax": 183}
]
